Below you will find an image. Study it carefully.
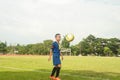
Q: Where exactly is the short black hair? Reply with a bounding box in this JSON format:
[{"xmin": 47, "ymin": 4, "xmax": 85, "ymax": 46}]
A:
[{"xmin": 55, "ymin": 33, "xmax": 61, "ymax": 38}]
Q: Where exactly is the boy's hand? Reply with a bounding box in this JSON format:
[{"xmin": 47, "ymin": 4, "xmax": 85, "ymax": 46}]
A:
[
  {"xmin": 61, "ymin": 56, "xmax": 64, "ymax": 61},
  {"xmin": 48, "ymin": 57, "xmax": 51, "ymax": 61}
]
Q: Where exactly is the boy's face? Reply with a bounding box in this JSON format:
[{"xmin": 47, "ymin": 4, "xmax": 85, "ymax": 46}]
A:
[{"xmin": 56, "ymin": 35, "xmax": 61, "ymax": 42}]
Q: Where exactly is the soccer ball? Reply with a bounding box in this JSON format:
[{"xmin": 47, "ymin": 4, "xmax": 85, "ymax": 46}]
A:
[{"xmin": 65, "ymin": 33, "xmax": 74, "ymax": 42}]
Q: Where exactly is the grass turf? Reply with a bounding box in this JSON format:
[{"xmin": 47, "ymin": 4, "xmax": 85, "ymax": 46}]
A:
[{"xmin": 0, "ymin": 56, "xmax": 120, "ymax": 80}]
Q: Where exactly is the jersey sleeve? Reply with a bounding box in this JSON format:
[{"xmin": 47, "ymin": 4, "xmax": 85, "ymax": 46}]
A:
[{"xmin": 51, "ymin": 42, "xmax": 55, "ymax": 50}]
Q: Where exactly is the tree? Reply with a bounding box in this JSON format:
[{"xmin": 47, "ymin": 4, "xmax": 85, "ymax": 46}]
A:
[
  {"xmin": 94, "ymin": 38, "xmax": 105, "ymax": 56},
  {"xmin": 18, "ymin": 46, "xmax": 28, "ymax": 55},
  {"xmin": 61, "ymin": 37, "xmax": 70, "ymax": 48},
  {"xmin": 70, "ymin": 45, "xmax": 80, "ymax": 56},
  {"xmin": 0, "ymin": 42, "xmax": 7, "ymax": 54},
  {"xmin": 79, "ymin": 40, "xmax": 90, "ymax": 56},
  {"xmin": 117, "ymin": 48, "xmax": 120, "ymax": 55},
  {"xmin": 107, "ymin": 38, "xmax": 120, "ymax": 56},
  {"xmin": 104, "ymin": 47, "xmax": 113, "ymax": 56},
  {"xmin": 2, "ymin": 34, "xmax": 120, "ymax": 56},
  {"xmin": 86, "ymin": 34, "xmax": 96, "ymax": 42},
  {"xmin": 43, "ymin": 40, "xmax": 53, "ymax": 55}
]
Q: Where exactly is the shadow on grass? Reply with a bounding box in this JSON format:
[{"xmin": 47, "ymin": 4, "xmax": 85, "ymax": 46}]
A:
[{"xmin": 0, "ymin": 69, "xmax": 120, "ymax": 80}]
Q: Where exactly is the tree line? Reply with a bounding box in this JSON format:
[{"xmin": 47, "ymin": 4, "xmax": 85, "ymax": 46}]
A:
[
  {"xmin": 71, "ymin": 35, "xmax": 120, "ymax": 56},
  {"xmin": 0, "ymin": 34, "xmax": 120, "ymax": 56}
]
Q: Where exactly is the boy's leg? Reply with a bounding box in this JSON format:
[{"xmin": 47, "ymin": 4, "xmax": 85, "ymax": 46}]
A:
[
  {"xmin": 51, "ymin": 66, "xmax": 57, "ymax": 76},
  {"xmin": 55, "ymin": 64, "xmax": 61, "ymax": 78}
]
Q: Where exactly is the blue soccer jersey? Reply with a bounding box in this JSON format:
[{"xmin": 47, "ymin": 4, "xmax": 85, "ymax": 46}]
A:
[{"xmin": 51, "ymin": 41, "xmax": 61, "ymax": 66}]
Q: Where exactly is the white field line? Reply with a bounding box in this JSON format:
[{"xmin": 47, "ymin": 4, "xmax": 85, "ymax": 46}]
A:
[
  {"xmin": 0, "ymin": 66, "xmax": 49, "ymax": 73},
  {"xmin": 0, "ymin": 66, "xmax": 109, "ymax": 80}
]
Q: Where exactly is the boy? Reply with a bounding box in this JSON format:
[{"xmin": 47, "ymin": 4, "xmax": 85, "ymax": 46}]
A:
[{"xmin": 48, "ymin": 33, "xmax": 63, "ymax": 80}]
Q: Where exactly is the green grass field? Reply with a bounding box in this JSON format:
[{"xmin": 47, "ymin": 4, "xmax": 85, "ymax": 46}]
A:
[{"xmin": 0, "ymin": 56, "xmax": 120, "ymax": 80}]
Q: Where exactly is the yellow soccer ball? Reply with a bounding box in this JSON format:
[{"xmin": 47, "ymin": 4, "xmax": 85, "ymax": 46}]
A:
[{"xmin": 65, "ymin": 33, "xmax": 74, "ymax": 42}]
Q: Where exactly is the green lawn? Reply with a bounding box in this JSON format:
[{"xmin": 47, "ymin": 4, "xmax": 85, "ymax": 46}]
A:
[{"xmin": 0, "ymin": 56, "xmax": 120, "ymax": 80}]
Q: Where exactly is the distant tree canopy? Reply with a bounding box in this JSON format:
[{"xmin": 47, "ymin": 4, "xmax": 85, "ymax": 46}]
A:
[
  {"xmin": 0, "ymin": 41, "xmax": 7, "ymax": 54},
  {"xmin": 0, "ymin": 34, "xmax": 120, "ymax": 56},
  {"xmin": 61, "ymin": 37, "xmax": 70, "ymax": 48},
  {"xmin": 76, "ymin": 35, "xmax": 120, "ymax": 56},
  {"xmin": 15, "ymin": 40, "xmax": 53, "ymax": 55}
]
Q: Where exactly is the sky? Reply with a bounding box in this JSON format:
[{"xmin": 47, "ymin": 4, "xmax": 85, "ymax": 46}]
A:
[{"xmin": 0, "ymin": 0, "xmax": 120, "ymax": 45}]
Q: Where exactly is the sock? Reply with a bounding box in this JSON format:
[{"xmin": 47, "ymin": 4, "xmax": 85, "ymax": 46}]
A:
[
  {"xmin": 51, "ymin": 67, "xmax": 57, "ymax": 76},
  {"xmin": 56, "ymin": 67, "xmax": 61, "ymax": 78}
]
